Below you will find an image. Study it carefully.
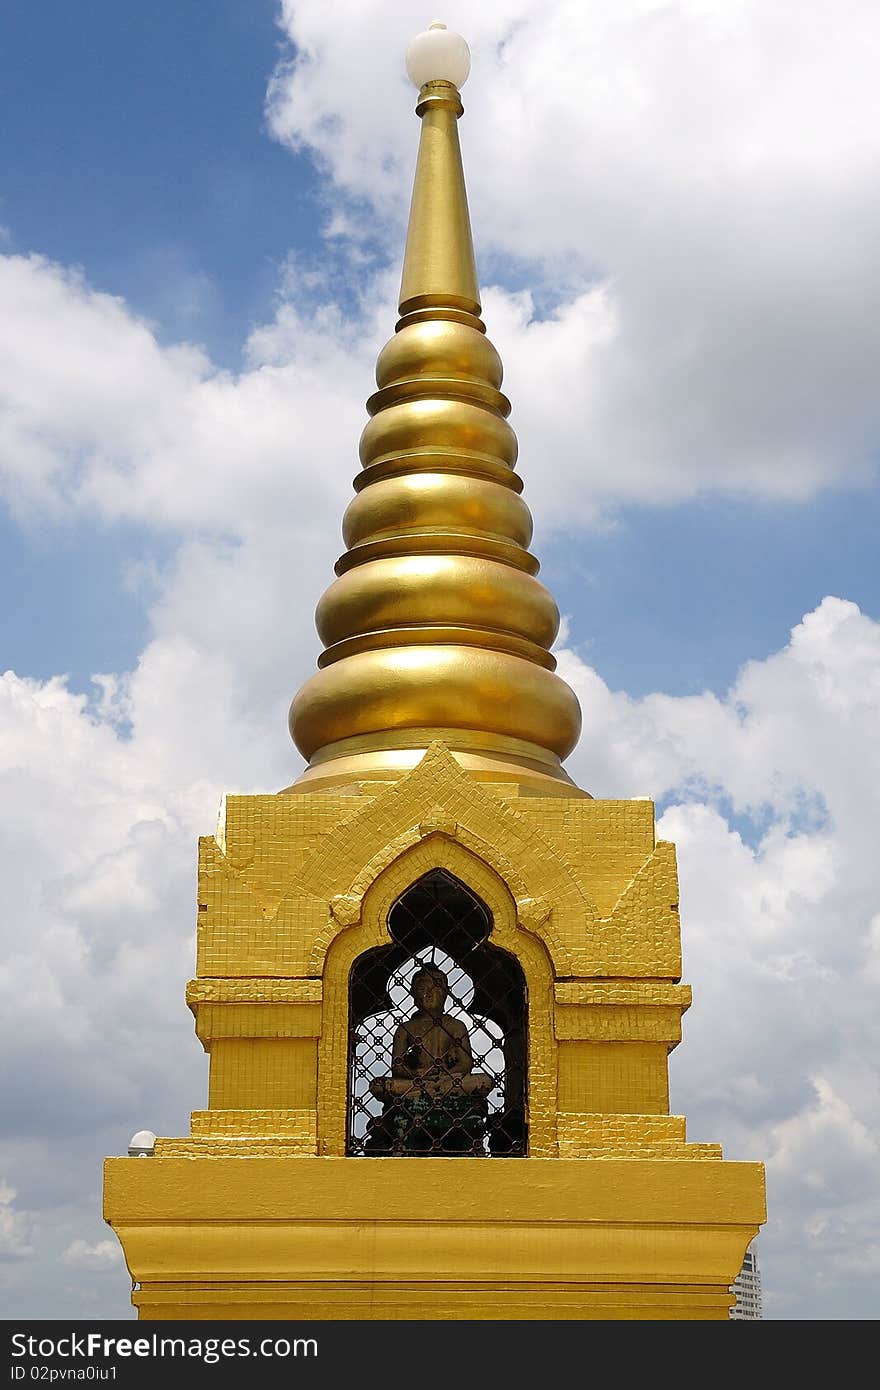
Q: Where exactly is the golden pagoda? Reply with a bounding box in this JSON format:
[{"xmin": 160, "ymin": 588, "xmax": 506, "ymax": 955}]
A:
[{"xmin": 103, "ymin": 22, "xmax": 765, "ymax": 1321}]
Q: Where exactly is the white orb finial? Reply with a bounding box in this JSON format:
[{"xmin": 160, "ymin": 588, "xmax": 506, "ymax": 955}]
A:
[
  {"xmin": 406, "ymin": 22, "xmax": 470, "ymax": 91},
  {"xmin": 128, "ymin": 1129, "xmax": 155, "ymax": 1157}
]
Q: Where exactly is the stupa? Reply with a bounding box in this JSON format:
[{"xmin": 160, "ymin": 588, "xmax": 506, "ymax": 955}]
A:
[{"xmin": 103, "ymin": 22, "xmax": 765, "ymax": 1321}]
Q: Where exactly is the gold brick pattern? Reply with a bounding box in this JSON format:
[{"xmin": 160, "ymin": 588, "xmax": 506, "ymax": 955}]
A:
[
  {"xmin": 554, "ymin": 1005, "xmax": 685, "ymax": 1043},
  {"xmin": 156, "ymin": 1108, "xmax": 319, "ymax": 1157},
  {"xmin": 513, "ymin": 797, "xmax": 655, "ymax": 916},
  {"xmin": 208, "ymin": 1039, "xmax": 317, "ymax": 1110},
  {"xmin": 191, "ymin": 1109, "xmax": 316, "ymax": 1138},
  {"xmin": 557, "ymin": 1143, "xmax": 723, "ymax": 1160},
  {"xmin": 558, "ymin": 1113, "xmax": 687, "ymax": 1145},
  {"xmin": 315, "ymin": 832, "xmax": 559, "ymax": 1157},
  {"xmin": 154, "ymin": 1138, "xmax": 317, "ymax": 1157},
  {"xmin": 556, "ymin": 1112, "xmax": 722, "ymax": 1156},
  {"xmin": 558, "ymin": 1041, "xmax": 670, "ymax": 1115},
  {"xmin": 196, "ymin": 1004, "xmax": 322, "ymax": 1040},
  {"xmin": 554, "ymin": 983, "xmax": 691, "ymax": 1007},
  {"xmin": 556, "ymin": 1111, "xmax": 723, "ymax": 1159},
  {"xmin": 104, "ymin": 48, "xmax": 767, "ymax": 1313},
  {"xmin": 185, "ymin": 741, "xmax": 699, "ymax": 1148},
  {"xmin": 187, "ymin": 979, "xmax": 322, "ymax": 1004}
]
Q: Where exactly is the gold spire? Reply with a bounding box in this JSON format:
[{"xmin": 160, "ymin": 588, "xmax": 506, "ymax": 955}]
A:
[
  {"xmin": 285, "ymin": 38, "xmax": 582, "ymax": 796},
  {"xmin": 398, "ymin": 81, "xmax": 480, "ymax": 318}
]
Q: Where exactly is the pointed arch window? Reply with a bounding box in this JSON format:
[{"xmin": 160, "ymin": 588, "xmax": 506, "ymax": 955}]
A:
[{"xmin": 347, "ymin": 870, "xmax": 527, "ymax": 1157}]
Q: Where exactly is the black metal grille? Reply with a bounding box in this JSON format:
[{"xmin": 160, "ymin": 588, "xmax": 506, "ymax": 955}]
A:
[{"xmin": 347, "ymin": 870, "xmax": 527, "ymax": 1157}]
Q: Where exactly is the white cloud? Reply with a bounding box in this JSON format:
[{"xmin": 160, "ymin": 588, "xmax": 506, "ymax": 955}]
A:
[
  {"xmin": 0, "ymin": 252, "xmax": 369, "ymax": 532},
  {"xmin": 0, "ymin": 595, "xmax": 877, "ymax": 1315},
  {"xmin": 1, "ymin": 9, "xmax": 878, "ymax": 534},
  {"xmin": 0, "ymin": 0, "xmax": 878, "ymax": 1321},
  {"xmin": 554, "ymin": 595, "xmax": 880, "ymax": 1315},
  {"xmin": 60, "ymin": 1239, "xmax": 123, "ymax": 1272},
  {"xmin": 6, "ymin": 0, "xmax": 880, "ymax": 557},
  {"xmin": 0, "ymin": 1182, "xmax": 33, "ymax": 1260},
  {"xmin": 266, "ymin": 0, "xmax": 880, "ymax": 520},
  {"xmin": 0, "ymin": 249, "xmax": 387, "ymax": 802}
]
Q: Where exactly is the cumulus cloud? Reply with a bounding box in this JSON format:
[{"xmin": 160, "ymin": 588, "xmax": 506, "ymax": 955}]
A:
[
  {"xmin": 2, "ymin": 8, "xmax": 878, "ymax": 532},
  {"xmin": 59, "ymin": 1239, "xmax": 123, "ymax": 1272},
  {"xmin": 0, "ymin": 1182, "xmax": 33, "ymax": 1261},
  {"xmin": 6, "ymin": 0, "xmax": 880, "ymax": 551},
  {"xmin": 0, "ymin": 596, "xmax": 877, "ymax": 1316},
  {"xmin": 557, "ymin": 595, "xmax": 880, "ymax": 1316},
  {"xmin": 0, "ymin": 252, "xmax": 369, "ymax": 531},
  {"xmin": 0, "ymin": 671, "xmax": 209, "ymax": 1141},
  {"xmin": 1, "ymin": 0, "xmax": 878, "ymax": 1323},
  {"xmin": 267, "ymin": 0, "xmax": 880, "ymax": 520},
  {"xmin": 0, "ymin": 249, "xmax": 384, "ymax": 792}
]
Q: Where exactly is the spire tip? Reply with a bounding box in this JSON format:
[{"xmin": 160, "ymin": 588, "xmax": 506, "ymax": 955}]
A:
[{"xmin": 406, "ymin": 22, "xmax": 471, "ymax": 91}]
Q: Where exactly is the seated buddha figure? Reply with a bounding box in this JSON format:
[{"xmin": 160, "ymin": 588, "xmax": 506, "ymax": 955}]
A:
[{"xmin": 366, "ymin": 965, "xmax": 493, "ymax": 1153}]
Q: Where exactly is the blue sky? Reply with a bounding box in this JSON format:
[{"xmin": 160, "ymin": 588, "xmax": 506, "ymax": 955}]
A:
[
  {"xmin": 1, "ymin": 1, "xmax": 318, "ymax": 688},
  {"xmin": 4, "ymin": 0, "xmax": 877, "ymax": 700},
  {"xmin": 1, "ymin": 0, "xmax": 879, "ymax": 1321},
  {"xmin": 1, "ymin": 2, "xmax": 319, "ymax": 364}
]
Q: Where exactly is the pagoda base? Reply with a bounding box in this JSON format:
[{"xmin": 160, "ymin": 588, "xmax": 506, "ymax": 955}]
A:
[{"xmin": 104, "ymin": 1156, "xmax": 765, "ymax": 1321}]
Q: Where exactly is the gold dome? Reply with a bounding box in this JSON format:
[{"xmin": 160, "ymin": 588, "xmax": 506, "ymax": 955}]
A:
[{"xmin": 286, "ymin": 80, "xmax": 582, "ymax": 795}]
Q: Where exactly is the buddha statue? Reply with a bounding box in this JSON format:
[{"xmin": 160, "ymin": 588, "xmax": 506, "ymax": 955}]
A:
[{"xmin": 364, "ymin": 965, "xmax": 493, "ymax": 1154}]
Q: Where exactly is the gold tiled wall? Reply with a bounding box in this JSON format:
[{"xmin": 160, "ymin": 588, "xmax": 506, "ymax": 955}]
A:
[
  {"xmin": 557, "ymin": 1042, "xmax": 670, "ymax": 1114},
  {"xmin": 208, "ymin": 1039, "xmax": 317, "ymax": 1110},
  {"xmin": 187, "ymin": 744, "xmax": 692, "ymax": 1152}
]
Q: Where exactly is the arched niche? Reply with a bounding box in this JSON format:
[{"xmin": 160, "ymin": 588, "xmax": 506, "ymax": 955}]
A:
[
  {"xmin": 317, "ymin": 835, "xmax": 558, "ymax": 1157},
  {"xmin": 347, "ymin": 870, "xmax": 527, "ymax": 1157}
]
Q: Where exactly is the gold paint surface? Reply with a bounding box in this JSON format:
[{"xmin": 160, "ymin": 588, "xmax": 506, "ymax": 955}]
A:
[
  {"xmin": 105, "ymin": 743, "xmax": 766, "ymax": 1318},
  {"xmin": 316, "ymin": 555, "xmax": 560, "ymax": 649},
  {"xmin": 317, "ymin": 625, "xmax": 558, "ymax": 674},
  {"xmin": 375, "ymin": 320, "xmax": 501, "ymax": 390},
  {"xmin": 357, "ymin": 396, "xmax": 518, "ymax": 469},
  {"xmin": 105, "ymin": 1154, "xmax": 765, "ymax": 1320},
  {"xmin": 398, "ymin": 94, "xmax": 480, "ymax": 315},
  {"xmin": 290, "ymin": 645, "xmax": 581, "ymax": 762},
  {"xmin": 285, "ymin": 73, "xmax": 582, "ymax": 793},
  {"xmin": 106, "ymin": 1155, "xmax": 766, "ymax": 1226},
  {"xmin": 102, "ymin": 49, "xmax": 767, "ymax": 1322},
  {"xmin": 342, "ymin": 472, "xmax": 532, "ymax": 550}
]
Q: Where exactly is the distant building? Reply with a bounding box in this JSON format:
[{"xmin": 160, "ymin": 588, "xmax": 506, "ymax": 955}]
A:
[{"xmin": 730, "ymin": 1244, "xmax": 763, "ymax": 1319}]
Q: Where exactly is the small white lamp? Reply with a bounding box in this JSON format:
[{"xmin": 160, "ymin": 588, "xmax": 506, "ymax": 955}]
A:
[
  {"xmin": 128, "ymin": 1129, "xmax": 156, "ymax": 1157},
  {"xmin": 405, "ymin": 21, "xmax": 471, "ymax": 91}
]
